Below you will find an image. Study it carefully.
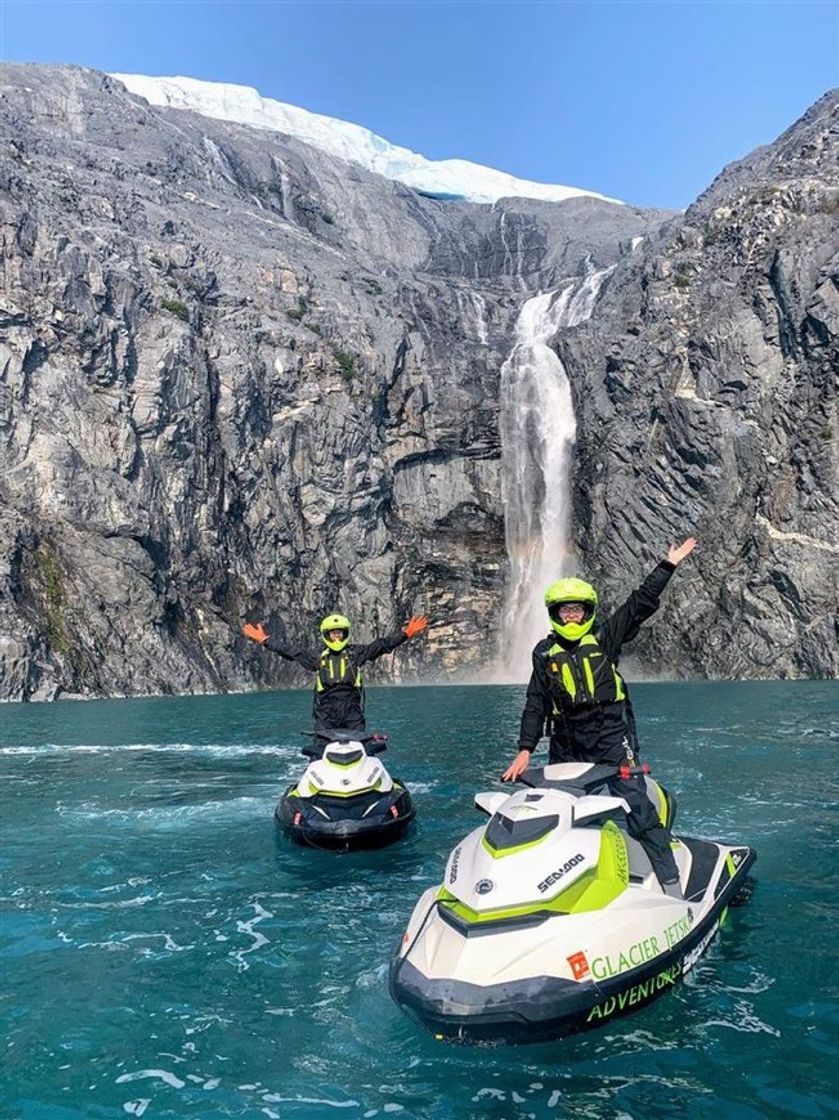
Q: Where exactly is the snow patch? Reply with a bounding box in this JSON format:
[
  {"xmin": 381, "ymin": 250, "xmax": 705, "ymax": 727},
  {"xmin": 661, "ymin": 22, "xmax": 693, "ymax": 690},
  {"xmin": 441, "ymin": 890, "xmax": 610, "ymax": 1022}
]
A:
[{"xmin": 111, "ymin": 73, "xmax": 623, "ymax": 207}]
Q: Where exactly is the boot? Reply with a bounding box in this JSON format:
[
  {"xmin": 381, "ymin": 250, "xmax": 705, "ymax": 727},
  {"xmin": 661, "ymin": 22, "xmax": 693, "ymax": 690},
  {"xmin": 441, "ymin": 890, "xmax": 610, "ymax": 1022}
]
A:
[{"xmin": 661, "ymin": 878, "xmax": 683, "ymax": 900}]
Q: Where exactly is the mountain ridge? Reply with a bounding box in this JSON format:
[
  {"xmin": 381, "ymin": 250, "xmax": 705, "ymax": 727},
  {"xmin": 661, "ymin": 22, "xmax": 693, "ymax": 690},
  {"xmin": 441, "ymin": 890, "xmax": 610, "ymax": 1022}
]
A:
[{"xmin": 0, "ymin": 63, "xmax": 835, "ymax": 699}]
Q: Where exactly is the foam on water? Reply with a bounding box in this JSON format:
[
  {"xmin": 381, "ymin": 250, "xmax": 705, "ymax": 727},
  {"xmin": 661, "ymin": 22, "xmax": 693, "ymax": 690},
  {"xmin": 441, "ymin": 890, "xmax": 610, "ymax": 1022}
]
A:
[
  {"xmin": 0, "ymin": 742, "xmax": 297, "ymax": 756},
  {"xmin": 2, "ymin": 681, "xmax": 837, "ymax": 1119},
  {"xmin": 56, "ymin": 795, "xmax": 278, "ymax": 825}
]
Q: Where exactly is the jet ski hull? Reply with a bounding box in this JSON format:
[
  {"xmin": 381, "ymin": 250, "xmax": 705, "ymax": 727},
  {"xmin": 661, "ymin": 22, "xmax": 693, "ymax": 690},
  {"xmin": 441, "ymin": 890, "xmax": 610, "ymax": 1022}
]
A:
[
  {"xmin": 275, "ymin": 783, "xmax": 415, "ymax": 851},
  {"xmin": 391, "ymin": 842, "xmax": 756, "ymax": 1044}
]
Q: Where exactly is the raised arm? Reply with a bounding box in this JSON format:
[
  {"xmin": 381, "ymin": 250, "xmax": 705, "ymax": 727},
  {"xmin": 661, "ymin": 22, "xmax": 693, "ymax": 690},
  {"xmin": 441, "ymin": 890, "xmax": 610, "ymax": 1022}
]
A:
[
  {"xmin": 600, "ymin": 537, "xmax": 697, "ymax": 659},
  {"xmin": 353, "ymin": 616, "xmax": 428, "ymax": 666},
  {"xmin": 242, "ymin": 622, "xmax": 320, "ymax": 672}
]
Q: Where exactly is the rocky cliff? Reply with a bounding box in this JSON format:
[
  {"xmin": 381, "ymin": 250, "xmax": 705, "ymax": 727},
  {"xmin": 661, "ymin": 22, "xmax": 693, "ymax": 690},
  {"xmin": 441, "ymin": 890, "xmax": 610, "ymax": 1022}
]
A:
[
  {"xmin": 566, "ymin": 91, "xmax": 838, "ymax": 678},
  {"xmin": 0, "ymin": 64, "xmax": 835, "ymax": 699}
]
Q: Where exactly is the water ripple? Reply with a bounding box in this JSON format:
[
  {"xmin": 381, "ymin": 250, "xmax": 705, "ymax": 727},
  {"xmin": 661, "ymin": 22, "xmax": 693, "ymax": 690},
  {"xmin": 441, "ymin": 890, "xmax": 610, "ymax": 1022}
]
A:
[{"xmin": 2, "ymin": 682, "xmax": 837, "ymax": 1120}]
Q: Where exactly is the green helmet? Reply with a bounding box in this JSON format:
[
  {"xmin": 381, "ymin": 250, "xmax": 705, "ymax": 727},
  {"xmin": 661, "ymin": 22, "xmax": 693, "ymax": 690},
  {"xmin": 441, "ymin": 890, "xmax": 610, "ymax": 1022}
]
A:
[
  {"xmin": 320, "ymin": 613, "xmax": 351, "ymax": 652},
  {"xmin": 544, "ymin": 578, "xmax": 598, "ymax": 641}
]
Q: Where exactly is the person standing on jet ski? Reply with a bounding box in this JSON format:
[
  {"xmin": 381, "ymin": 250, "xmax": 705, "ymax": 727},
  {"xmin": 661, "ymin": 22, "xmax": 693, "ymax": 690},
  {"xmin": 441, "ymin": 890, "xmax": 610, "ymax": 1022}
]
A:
[
  {"xmin": 242, "ymin": 612, "xmax": 428, "ymax": 731},
  {"xmin": 502, "ymin": 538, "xmax": 697, "ymax": 897}
]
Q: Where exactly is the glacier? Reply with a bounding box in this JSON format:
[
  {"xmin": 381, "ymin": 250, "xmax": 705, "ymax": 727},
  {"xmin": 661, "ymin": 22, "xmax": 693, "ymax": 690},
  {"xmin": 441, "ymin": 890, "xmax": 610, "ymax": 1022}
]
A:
[{"xmin": 111, "ymin": 73, "xmax": 623, "ymax": 207}]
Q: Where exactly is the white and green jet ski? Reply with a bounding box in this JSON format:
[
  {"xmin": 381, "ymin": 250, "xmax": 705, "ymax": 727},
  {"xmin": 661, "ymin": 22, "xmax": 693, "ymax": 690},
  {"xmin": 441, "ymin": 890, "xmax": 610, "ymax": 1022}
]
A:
[
  {"xmin": 275, "ymin": 729, "xmax": 415, "ymax": 851},
  {"xmin": 390, "ymin": 762, "xmax": 756, "ymax": 1043}
]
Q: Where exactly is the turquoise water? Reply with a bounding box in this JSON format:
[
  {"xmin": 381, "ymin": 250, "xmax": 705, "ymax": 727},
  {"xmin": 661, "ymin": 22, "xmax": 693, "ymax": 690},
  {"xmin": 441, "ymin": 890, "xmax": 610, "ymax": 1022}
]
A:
[{"xmin": 2, "ymin": 681, "xmax": 837, "ymax": 1120}]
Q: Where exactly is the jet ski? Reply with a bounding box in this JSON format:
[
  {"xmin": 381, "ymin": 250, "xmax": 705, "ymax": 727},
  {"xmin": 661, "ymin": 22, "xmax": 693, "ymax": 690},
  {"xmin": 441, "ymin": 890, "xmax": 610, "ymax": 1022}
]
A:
[
  {"xmin": 390, "ymin": 762, "xmax": 756, "ymax": 1043},
  {"xmin": 274, "ymin": 728, "xmax": 415, "ymax": 851}
]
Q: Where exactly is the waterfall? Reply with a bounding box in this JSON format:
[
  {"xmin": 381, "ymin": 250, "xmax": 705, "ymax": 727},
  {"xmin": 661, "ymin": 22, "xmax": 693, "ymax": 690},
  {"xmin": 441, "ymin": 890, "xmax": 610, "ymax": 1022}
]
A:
[
  {"xmin": 472, "ymin": 292, "xmax": 489, "ymax": 346},
  {"xmin": 455, "ymin": 289, "xmax": 489, "ymax": 345},
  {"xmin": 497, "ymin": 266, "xmax": 614, "ymax": 680}
]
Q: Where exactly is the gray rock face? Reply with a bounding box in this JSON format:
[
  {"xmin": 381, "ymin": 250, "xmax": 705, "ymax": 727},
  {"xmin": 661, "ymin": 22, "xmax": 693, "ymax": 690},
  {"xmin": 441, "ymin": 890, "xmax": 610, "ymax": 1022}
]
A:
[
  {"xmin": 566, "ymin": 91, "xmax": 838, "ymax": 679},
  {"xmin": 0, "ymin": 63, "xmax": 834, "ymax": 699}
]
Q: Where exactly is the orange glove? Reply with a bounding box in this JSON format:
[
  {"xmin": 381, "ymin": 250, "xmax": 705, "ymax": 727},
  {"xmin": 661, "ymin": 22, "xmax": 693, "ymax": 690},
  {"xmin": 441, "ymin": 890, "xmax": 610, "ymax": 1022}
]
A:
[
  {"xmin": 403, "ymin": 615, "xmax": 428, "ymax": 639},
  {"xmin": 242, "ymin": 622, "xmax": 269, "ymax": 645}
]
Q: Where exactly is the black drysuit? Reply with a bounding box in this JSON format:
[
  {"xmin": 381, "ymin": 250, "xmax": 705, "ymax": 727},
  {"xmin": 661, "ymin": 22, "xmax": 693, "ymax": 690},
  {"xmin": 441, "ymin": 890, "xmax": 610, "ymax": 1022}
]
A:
[
  {"xmin": 265, "ymin": 630, "xmax": 407, "ymax": 731},
  {"xmin": 517, "ymin": 561, "xmax": 679, "ymax": 884}
]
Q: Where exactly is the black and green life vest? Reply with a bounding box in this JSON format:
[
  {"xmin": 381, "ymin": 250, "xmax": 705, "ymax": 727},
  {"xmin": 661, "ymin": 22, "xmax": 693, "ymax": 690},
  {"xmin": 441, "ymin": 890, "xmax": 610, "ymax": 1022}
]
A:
[
  {"xmin": 315, "ymin": 650, "xmax": 362, "ymax": 693},
  {"xmin": 543, "ymin": 633, "xmax": 627, "ymax": 713}
]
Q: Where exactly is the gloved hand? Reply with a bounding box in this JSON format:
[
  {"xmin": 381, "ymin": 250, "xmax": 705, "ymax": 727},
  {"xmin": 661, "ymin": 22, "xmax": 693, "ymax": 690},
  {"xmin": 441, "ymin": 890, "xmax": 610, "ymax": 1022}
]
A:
[
  {"xmin": 403, "ymin": 615, "xmax": 428, "ymax": 639},
  {"xmin": 242, "ymin": 622, "xmax": 269, "ymax": 644}
]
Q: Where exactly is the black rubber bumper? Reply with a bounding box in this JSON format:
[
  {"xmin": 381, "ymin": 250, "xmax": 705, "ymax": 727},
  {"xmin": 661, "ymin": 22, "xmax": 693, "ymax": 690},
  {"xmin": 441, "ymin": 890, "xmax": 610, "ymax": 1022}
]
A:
[{"xmin": 274, "ymin": 789, "xmax": 415, "ymax": 851}]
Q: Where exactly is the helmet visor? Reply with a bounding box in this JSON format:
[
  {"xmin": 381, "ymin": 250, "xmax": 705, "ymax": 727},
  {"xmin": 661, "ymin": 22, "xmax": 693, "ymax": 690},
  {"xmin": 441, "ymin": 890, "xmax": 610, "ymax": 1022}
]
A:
[{"xmin": 548, "ymin": 601, "xmax": 594, "ymax": 624}]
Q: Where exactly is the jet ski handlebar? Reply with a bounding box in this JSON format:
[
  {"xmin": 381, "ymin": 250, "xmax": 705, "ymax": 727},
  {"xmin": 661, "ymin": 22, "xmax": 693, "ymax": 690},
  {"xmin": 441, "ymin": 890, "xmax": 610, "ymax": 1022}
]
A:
[
  {"xmin": 518, "ymin": 761, "xmax": 652, "ymax": 790},
  {"xmin": 300, "ymin": 729, "xmax": 388, "ymax": 758}
]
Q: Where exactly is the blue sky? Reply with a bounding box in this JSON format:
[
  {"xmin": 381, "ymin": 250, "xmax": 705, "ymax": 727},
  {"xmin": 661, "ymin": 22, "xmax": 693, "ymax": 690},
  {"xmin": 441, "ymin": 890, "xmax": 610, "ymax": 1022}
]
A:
[{"xmin": 2, "ymin": 1, "xmax": 837, "ymax": 208}]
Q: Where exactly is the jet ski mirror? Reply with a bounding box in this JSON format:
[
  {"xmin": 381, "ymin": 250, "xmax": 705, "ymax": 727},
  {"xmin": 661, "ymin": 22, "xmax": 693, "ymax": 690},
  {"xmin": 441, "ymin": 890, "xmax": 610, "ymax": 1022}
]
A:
[{"xmin": 475, "ymin": 791, "xmax": 508, "ymax": 816}]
